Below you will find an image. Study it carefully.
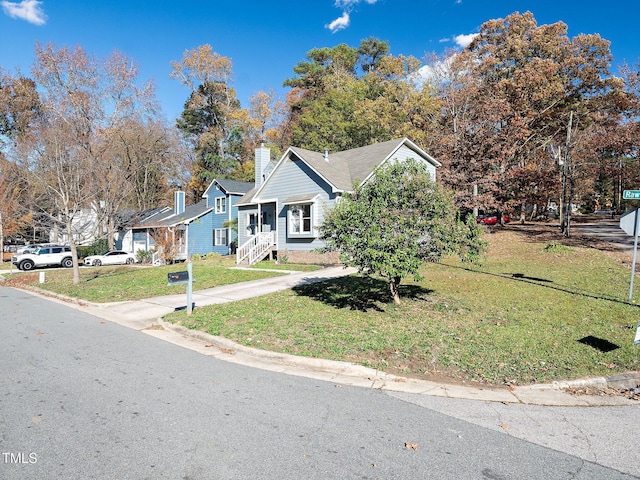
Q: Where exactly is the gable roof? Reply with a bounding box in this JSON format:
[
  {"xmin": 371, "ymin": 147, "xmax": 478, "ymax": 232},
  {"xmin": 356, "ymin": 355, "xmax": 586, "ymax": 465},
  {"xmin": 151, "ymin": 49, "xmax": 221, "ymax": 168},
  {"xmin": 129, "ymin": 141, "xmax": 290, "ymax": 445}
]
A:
[
  {"xmin": 134, "ymin": 200, "xmax": 213, "ymax": 228},
  {"xmin": 237, "ymin": 138, "xmax": 440, "ymax": 206},
  {"xmin": 203, "ymin": 178, "xmax": 254, "ymax": 198}
]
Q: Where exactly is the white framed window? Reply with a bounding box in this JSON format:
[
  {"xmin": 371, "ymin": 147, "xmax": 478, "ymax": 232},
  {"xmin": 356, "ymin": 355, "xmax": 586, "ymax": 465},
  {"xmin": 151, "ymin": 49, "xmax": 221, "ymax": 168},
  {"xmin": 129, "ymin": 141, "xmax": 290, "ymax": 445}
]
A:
[
  {"xmin": 214, "ymin": 228, "xmax": 228, "ymax": 246},
  {"xmin": 288, "ymin": 204, "xmax": 313, "ymax": 236},
  {"xmin": 215, "ymin": 197, "xmax": 226, "ymax": 214}
]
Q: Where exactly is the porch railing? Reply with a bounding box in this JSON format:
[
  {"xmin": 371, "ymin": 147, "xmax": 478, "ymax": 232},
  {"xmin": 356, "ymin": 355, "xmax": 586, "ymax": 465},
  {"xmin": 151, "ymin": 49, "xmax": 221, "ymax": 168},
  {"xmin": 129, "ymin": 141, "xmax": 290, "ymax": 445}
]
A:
[{"xmin": 236, "ymin": 231, "xmax": 276, "ymax": 265}]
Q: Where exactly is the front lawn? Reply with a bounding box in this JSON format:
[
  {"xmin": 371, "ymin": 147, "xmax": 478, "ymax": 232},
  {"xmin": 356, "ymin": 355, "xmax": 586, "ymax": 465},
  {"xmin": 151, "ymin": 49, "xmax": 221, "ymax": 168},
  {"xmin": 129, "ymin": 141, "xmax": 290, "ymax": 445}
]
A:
[
  {"xmin": 1, "ymin": 256, "xmax": 287, "ymax": 302},
  {"xmin": 164, "ymin": 225, "xmax": 640, "ymax": 386}
]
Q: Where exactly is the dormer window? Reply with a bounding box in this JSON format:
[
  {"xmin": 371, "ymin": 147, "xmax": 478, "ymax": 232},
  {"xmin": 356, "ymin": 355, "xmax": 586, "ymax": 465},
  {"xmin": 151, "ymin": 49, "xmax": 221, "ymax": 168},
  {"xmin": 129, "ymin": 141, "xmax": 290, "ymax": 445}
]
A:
[{"xmin": 215, "ymin": 197, "xmax": 226, "ymax": 214}]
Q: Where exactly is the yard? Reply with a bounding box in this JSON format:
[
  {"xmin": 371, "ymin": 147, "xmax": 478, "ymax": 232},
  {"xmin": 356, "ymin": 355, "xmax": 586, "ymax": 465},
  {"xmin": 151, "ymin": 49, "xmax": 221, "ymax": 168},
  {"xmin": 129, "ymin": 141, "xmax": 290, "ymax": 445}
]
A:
[
  {"xmin": 2, "ymin": 225, "xmax": 639, "ymax": 386},
  {"xmin": 0, "ymin": 256, "xmax": 292, "ymax": 302},
  {"xmin": 164, "ymin": 224, "xmax": 640, "ymax": 386}
]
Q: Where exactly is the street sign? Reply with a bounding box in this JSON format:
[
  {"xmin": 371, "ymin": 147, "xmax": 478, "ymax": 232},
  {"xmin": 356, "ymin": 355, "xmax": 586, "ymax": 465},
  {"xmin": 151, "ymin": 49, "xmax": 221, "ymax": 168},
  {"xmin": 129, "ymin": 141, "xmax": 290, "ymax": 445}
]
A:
[
  {"xmin": 623, "ymin": 190, "xmax": 640, "ymax": 200},
  {"xmin": 621, "ymin": 208, "xmax": 640, "ymax": 301},
  {"xmin": 620, "ymin": 209, "xmax": 639, "ymax": 236}
]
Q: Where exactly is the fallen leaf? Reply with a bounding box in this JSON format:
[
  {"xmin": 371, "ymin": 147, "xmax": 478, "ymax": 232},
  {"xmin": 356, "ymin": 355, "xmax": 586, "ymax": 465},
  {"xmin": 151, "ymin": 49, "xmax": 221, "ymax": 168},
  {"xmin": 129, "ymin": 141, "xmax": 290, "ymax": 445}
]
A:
[
  {"xmin": 405, "ymin": 442, "xmax": 419, "ymax": 451},
  {"xmin": 500, "ymin": 424, "xmax": 509, "ymax": 430},
  {"xmin": 144, "ymin": 324, "xmax": 164, "ymax": 331}
]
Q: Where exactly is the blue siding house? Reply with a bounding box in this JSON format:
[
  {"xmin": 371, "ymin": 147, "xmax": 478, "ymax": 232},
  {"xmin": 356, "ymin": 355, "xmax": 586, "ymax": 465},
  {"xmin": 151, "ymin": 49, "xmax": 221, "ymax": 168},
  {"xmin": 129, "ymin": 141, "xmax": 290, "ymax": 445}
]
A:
[
  {"xmin": 235, "ymin": 138, "xmax": 440, "ymax": 265},
  {"xmin": 202, "ymin": 179, "xmax": 255, "ymax": 255},
  {"xmin": 117, "ymin": 180, "xmax": 253, "ymax": 262}
]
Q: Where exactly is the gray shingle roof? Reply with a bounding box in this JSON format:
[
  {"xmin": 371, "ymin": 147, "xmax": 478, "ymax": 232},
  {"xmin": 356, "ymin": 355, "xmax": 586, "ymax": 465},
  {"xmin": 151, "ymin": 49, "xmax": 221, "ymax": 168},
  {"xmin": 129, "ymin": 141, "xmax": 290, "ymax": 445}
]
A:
[
  {"xmin": 213, "ymin": 179, "xmax": 254, "ymax": 195},
  {"xmin": 236, "ymin": 138, "xmax": 439, "ymax": 206},
  {"xmin": 290, "ymin": 138, "xmax": 438, "ymax": 191},
  {"xmin": 135, "ymin": 200, "xmax": 213, "ymax": 228}
]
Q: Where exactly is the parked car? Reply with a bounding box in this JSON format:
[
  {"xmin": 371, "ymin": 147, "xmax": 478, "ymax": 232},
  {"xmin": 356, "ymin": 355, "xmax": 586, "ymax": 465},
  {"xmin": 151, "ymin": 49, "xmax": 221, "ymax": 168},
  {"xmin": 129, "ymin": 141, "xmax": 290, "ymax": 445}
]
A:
[
  {"xmin": 84, "ymin": 250, "xmax": 136, "ymax": 267},
  {"xmin": 12, "ymin": 245, "xmax": 73, "ymax": 271},
  {"xmin": 477, "ymin": 214, "xmax": 510, "ymax": 225}
]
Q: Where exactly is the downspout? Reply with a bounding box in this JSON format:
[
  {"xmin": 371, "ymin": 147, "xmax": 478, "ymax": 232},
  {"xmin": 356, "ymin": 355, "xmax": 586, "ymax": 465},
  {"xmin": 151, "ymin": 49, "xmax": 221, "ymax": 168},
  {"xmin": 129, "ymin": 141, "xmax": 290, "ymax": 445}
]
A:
[{"xmin": 228, "ymin": 195, "xmax": 232, "ymax": 256}]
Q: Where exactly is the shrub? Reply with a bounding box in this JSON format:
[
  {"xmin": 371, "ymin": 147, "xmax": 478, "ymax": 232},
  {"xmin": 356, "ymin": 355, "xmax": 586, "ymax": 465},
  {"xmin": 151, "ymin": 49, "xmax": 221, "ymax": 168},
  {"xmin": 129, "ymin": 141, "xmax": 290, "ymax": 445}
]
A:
[
  {"xmin": 136, "ymin": 249, "xmax": 153, "ymax": 264},
  {"xmin": 77, "ymin": 238, "xmax": 109, "ymax": 259}
]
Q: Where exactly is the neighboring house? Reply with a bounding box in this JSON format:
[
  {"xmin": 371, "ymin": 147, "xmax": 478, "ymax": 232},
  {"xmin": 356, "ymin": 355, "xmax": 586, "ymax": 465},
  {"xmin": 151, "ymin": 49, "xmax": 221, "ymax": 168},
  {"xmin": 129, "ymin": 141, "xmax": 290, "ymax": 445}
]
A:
[
  {"xmin": 235, "ymin": 137, "xmax": 440, "ymax": 265},
  {"xmin": 116, "ymin": 179, "xmax": 253, "ymax": 262},
  {"xmin": 49, "ymin": 206, "xmax": 102, "ymax": 246},
  {"xmin": 202, "ymin": 178, "xmax": 256, "ymax": 254}
]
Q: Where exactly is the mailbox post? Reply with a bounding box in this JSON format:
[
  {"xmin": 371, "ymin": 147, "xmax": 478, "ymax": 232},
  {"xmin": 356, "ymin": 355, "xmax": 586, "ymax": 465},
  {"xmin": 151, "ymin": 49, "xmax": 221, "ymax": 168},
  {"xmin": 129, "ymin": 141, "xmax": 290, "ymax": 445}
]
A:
[{"xmin": 167, "ymin": 261, "xmax": 194, "ymax": 315}]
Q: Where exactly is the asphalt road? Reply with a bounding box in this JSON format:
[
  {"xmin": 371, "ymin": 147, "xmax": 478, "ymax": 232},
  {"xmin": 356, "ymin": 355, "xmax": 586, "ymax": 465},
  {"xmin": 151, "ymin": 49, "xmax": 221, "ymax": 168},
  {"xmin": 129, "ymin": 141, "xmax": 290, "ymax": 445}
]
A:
[
  {"xmin": 1, "ymin": 287, "xmax": 638, "ymax": 479},
  {"xmin": 572, "ymin": 218, "xmax": 636, "ymax": 254}
]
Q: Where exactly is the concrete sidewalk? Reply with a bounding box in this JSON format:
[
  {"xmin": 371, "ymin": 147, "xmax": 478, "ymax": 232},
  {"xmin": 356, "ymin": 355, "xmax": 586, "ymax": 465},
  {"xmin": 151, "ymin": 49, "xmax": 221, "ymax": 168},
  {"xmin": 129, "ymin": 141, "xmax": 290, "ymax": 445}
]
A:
[
  {"xmin": 3, "ymin": 263, "xmax": 639, "ymax": 406},
  {"xmin": 81, "ymin": 265, "xmax": 358, "ymax": 329}
]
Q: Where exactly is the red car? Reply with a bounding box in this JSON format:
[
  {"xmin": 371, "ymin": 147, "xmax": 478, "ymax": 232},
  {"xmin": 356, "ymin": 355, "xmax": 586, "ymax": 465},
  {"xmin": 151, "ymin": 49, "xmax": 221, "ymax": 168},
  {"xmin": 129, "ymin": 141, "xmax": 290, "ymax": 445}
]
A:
[{"xmin": 477, "ymin": 214, "xmax": 510, "ymax": 225}]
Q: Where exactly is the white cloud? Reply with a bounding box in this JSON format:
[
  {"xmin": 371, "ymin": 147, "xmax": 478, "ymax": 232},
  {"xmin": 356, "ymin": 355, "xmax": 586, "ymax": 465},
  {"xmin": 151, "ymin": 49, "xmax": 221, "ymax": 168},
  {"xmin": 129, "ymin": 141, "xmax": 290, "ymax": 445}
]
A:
[
  {"xmin": 1, "ymin": 0, "xmax": 47, "ymax": 25},
  {"xmin": 454, "ymin": 33, "xmax": 478, "ymax": 48},
  {"xmin": 327, "ymin": 0, "xmax": 378, "ymax": 32},
  {"xmin": 326, "ymin": 11, "xmax": 350, "ymax": 33},
  {"xmin": 335, "ymin": 0, "xmax": 378, "ymax": 8}
]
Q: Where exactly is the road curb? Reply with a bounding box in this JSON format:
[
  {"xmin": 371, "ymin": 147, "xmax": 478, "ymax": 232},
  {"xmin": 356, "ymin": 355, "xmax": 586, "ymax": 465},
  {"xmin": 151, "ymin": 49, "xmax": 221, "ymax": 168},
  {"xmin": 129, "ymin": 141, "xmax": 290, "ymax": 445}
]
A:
[
  {"xmin": 160, "ymin": 320, "xmax": 394, "ymax": 380},
  {"xmin": 157, "ymin": 319, "xmax": 639, "ymax": 405}
]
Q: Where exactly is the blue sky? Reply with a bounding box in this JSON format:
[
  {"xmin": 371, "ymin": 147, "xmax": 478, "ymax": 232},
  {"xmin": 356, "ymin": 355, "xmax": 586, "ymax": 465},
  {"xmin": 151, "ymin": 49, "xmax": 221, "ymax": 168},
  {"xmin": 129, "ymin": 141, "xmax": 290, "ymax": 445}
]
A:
[{"xmin": 1, "ymin": 0, "xmax": 638, "ymax": 122}]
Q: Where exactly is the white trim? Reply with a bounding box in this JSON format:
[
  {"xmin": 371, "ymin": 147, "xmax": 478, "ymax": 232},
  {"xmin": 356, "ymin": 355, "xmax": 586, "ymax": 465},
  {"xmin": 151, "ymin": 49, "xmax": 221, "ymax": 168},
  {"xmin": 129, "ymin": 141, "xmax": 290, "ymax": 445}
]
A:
[
  {"xmin": 359, "ymin": 140, "xmax": 440, "ymax": 187},
  {"xmin": 282, "ymin": 194, "xmax": 320, "ymax": 205},
  {"xmin": 287, "ymin": 203, "xmax": 314, "ymax": 237},
  {"xmin": 214, "ymin": 228, "xmax": 228, "ymax": 246},
  {"xmin": 215, "ymin": 197, "xmax": 227, "ymax": 214}
]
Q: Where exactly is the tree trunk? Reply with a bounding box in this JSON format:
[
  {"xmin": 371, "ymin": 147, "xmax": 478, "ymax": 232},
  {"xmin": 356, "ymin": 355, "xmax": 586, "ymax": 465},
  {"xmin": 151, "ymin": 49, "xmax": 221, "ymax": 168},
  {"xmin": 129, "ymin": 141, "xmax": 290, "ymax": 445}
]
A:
[
  {"xmin": 107, "ymin": 215, "xmax": 115, "ymax": 250},
  {"xmin": 389, "ymin": 276, "xmax": 402, "ymax": 305},
  {"xmin": 0, "ymin": 210, "xmax": 4, "ymax": 264},
  {"xmin": 66, "ymin": 220, "xmax": 81, "ymax": 285}
]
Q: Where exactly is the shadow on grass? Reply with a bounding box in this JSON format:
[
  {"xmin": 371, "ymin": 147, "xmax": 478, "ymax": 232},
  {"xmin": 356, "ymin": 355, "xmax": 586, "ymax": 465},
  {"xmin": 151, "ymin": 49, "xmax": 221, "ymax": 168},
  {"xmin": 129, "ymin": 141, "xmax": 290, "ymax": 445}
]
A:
[
  {"xmin": 292, "ymin": 275, "xmax": 433, "ymax": 312},
  {"xmin": 509, "ymin": 273, "xmax": 553, "ymax": 283},
  {"xmin": 442, "ymin": 263, "xmax": 640, "ymax": 309},
  {"xmin": 578, "ymin": 335, "xmax": 620, "ymax": 352}
]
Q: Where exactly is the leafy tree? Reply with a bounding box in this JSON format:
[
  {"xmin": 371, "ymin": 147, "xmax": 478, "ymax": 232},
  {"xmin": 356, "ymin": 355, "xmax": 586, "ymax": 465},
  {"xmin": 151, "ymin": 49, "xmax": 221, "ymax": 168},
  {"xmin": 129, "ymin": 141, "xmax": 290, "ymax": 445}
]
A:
[
  {"xmin": 283, "ymin": 44, "xmax": 359, "ymax": 95},
  {"xmin": 432, "ymin": 12, "xmax": 623, "ymax": 227},
  {"xmin": 0, "ymin": 73, "xmax": 40, "ymax": 142},
  {"xmin": 357, "ymin": 37, "xmax": 390, "ymax": 73},
  {"xmin": 0, "ymin": 72, "xmax": 42, "ymax": 246},
  {"xmin": 319, "ymin": 158, "xmax": 485, "ymax": 304},
  {"xmin": 172, "ymin": 45, "xmax": 251, "ymax": 197},
  {"xmin": 284, "ymin": 38, "xmax": 437, "ymax": 152}
]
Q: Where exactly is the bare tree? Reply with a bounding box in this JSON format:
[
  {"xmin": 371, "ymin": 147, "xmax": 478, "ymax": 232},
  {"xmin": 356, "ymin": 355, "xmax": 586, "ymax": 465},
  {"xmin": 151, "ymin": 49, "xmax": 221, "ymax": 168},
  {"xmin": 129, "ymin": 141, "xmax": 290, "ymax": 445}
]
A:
[{"xmin": 8, "ymin": 42, "xmax": 161, "ymax": 283}]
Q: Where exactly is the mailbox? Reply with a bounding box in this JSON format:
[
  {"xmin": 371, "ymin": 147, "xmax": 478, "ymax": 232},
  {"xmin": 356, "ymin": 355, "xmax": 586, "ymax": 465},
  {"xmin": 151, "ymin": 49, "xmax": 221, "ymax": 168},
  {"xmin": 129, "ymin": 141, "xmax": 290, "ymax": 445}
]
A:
[{"xmin": 168, "ymin": 271, "xmax": 189, "ymax": 286}]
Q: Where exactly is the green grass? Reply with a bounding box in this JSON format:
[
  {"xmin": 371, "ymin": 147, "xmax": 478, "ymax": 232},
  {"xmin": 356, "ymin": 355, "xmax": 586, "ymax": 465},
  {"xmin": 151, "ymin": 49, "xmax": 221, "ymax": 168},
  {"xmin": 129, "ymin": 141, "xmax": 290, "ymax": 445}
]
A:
[
  {"xmin": 249, "ymin": 259, "xmax": 321, "ymax": 272},
  {"xmin": 165, "ymin": 226, "xmax": 640, "ymax": 386},
  {"xmin": 3, "ymin": 256, "xmax": 286, "ymax": 302}
]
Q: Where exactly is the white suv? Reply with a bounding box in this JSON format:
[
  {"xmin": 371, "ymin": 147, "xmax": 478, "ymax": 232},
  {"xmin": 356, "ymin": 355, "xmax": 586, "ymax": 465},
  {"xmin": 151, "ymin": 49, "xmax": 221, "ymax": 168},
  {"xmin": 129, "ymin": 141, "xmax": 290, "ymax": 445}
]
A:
[{"xmin": 12, "ymin": 245, "xmax": 74, "ymax": 271}]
